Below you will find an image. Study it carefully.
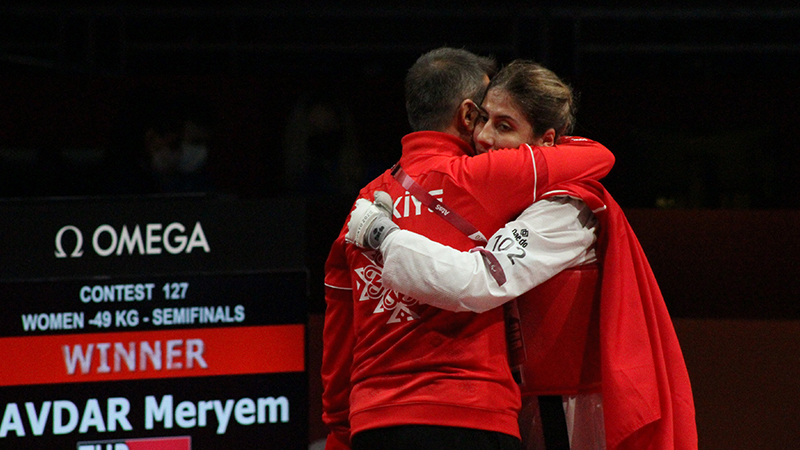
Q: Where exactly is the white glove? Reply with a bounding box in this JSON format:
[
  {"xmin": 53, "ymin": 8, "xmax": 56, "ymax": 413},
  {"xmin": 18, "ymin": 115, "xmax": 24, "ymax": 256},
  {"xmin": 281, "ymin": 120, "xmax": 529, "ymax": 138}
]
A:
[{"xmin": 345, "ymin": 191, "xmax": 399, "ymax": 249}]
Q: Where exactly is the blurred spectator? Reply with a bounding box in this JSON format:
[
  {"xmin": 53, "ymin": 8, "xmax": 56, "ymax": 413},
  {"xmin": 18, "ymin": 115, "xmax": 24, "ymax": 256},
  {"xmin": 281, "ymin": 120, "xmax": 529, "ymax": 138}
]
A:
[
  {"xmin": 282, "ymin": 92, "xmax": 363, "ymax": 197},
  {"xmin": 100, "ymin": 87, "xmax": 216, "ymax": 196}
]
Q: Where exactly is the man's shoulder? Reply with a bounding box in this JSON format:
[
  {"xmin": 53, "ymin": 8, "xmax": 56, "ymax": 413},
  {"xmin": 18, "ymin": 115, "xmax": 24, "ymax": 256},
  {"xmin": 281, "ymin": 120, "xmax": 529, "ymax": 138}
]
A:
[{"xmin": 358, "ymin": 169, "xmax": 396, "ymax": 196}]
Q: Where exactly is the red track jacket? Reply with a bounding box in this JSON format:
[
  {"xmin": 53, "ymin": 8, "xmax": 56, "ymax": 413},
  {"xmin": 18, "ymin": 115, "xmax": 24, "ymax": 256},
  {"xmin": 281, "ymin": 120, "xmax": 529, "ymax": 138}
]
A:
[{"xmin": 322, "ymin": 131, "xmax": 615, "ymax": 449}]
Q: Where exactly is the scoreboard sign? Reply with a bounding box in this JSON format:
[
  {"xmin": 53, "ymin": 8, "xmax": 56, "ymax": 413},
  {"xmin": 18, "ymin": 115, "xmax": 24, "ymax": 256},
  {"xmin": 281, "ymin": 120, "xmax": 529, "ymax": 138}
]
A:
[{"xmin": 0, "ymin": 196, "xmax": 309, "ymax": 449}]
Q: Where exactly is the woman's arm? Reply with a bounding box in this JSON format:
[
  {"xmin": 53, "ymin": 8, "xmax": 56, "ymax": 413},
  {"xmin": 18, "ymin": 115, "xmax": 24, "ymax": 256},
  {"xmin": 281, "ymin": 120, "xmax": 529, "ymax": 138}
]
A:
[{"xmin": 379, "ymin": 197, "xmax": 598, "ymax": 313}]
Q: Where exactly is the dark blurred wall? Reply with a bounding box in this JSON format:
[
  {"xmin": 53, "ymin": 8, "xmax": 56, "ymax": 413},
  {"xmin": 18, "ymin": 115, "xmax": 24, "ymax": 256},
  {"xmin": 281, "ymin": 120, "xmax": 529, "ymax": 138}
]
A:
[{"xmin": 1, "ymin": 5, "xmax": 798, "ymax": 206}]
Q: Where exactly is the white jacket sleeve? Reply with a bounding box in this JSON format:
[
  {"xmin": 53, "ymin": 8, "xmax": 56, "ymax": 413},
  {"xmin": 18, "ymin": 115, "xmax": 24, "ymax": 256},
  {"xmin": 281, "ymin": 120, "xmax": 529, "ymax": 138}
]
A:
[{"xmin": 380, "ymin": 197, "xmax": 597, "ymax": 313}]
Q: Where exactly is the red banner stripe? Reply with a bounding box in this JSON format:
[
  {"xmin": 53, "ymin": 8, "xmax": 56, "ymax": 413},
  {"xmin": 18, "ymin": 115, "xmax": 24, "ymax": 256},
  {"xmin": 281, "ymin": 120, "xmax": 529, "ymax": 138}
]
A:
[
  {"xmin": 0, "ymin": 325, "xmax": 304, "ymax": 387},
  {"xmin": 125, "ymin": 436, "xmax": 192, "ymax": 450}
]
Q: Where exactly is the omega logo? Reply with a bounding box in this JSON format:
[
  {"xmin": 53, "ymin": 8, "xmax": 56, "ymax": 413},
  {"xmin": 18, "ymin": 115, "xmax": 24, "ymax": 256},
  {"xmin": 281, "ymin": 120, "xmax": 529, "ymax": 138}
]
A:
[
  {"xmin": 55, "ymin": 225, "xmax": 85, "ymax": 258},
  {"xmin": 55, "ymin": 222, "xmax": 210, "ymax": 258}
]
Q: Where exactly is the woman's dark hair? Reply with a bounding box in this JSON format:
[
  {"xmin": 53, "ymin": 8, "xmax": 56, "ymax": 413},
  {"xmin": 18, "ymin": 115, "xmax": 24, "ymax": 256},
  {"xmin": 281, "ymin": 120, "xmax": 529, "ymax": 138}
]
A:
[{"xmin": 487, "ymin": 60, "xmax": 577, "ymax": 139}]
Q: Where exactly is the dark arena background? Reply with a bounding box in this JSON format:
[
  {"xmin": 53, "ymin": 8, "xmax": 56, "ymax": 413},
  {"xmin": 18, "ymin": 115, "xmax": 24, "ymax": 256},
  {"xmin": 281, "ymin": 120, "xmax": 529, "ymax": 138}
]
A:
[{"xmin": 1, "ymin": 1, "xmax": 799, "ymax": 449}]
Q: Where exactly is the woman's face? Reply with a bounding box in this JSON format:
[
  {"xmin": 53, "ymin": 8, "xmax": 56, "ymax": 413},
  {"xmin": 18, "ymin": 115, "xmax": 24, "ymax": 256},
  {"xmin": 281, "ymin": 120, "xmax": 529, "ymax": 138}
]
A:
[{"xmin": 473, "ymin": 88, "xmax": 536, "ymax": 154}]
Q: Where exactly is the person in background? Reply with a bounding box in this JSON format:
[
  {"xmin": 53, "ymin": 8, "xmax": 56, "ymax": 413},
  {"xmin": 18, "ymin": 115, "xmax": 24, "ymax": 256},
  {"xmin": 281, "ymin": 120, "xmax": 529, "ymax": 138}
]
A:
[
  {"xmin": 101, "ymin": 88, "xmax": 215, "ymax": 195},
  {"xmin": 282, "ymin": 92, "xmax": 363, "ymax": 197}
]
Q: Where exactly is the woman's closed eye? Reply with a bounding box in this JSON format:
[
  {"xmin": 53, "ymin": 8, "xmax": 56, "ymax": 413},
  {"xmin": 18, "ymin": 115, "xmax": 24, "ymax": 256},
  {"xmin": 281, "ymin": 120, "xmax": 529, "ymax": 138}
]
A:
[{"xmin": 495, "ymin": 121, "xmax": 514, "ymax": 132}]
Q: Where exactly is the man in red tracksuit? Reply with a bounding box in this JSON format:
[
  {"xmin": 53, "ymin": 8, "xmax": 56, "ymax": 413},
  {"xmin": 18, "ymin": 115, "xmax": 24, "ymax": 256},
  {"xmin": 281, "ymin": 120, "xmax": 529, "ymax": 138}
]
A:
[{"xmin": 321, "ymin": 47, "xmax": 615, "ymax": 450}]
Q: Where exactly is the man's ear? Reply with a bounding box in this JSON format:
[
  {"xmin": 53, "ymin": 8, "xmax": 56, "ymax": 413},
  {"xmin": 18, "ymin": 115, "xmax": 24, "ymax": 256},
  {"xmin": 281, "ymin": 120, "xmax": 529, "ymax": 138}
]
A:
[
  {"xmin": 458, "ymin": 99, "xmax": 481, "ymax": 135},
  {"xmin": 540, "ymin": 128, "xmax": 557, "ymax": 147}
]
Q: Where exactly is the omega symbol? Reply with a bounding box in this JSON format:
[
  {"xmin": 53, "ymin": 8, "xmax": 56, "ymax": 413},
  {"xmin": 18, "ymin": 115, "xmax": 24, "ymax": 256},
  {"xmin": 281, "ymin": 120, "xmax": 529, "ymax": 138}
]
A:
[{"xmin": 55, "ymin": 225, "xmax": 84, "ymax": 258}]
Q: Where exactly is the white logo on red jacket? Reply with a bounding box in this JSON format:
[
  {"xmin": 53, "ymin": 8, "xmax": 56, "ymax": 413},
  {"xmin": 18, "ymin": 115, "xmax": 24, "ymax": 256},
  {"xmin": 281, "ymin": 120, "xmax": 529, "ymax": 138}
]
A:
[
  {"xmin": 392, "ymin": 189, "xmax": 443, "ymax": 218},
  {"xmin": 354, "ymin": 260, "xmax": 420, "ymax": 324}
]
